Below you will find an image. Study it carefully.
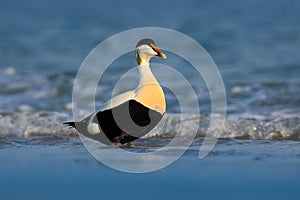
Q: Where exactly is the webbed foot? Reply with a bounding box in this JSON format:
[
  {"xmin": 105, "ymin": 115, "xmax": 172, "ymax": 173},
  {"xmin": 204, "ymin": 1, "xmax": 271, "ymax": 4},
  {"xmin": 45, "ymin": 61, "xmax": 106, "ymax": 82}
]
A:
[
  {"xmin": 114, "ymin": 142, "xmax": 122, "ymax": 148},
  {"xmin": 127, "ymin": 141, "xmax": 135, "ymax": 148}
]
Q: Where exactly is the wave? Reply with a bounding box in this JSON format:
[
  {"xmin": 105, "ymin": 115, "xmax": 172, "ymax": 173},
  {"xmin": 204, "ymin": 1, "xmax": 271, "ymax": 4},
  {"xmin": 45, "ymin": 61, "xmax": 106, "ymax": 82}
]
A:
[{"xmin": 0, "ymin": 111, "xmax": 299, "ymax": 141}]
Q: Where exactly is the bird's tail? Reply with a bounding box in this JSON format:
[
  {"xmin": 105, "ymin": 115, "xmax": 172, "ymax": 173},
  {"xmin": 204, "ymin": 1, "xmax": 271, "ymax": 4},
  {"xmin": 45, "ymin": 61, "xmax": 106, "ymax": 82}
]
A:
[
  {"xmin": 63, "ymin": 121, "xmax": 76, "ymax": 128},
  {"xmin": 63, "ymin": 119, "xmax": 112, "ymax": 145},
  {"xmin": 63, "ymin": 121, "xmax": 89, "ymax": 135}
]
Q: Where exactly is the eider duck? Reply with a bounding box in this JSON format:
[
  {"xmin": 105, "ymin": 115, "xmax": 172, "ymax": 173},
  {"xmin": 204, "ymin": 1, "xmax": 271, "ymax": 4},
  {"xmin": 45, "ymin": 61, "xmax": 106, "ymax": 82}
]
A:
[{"xmin": 64, "ymin": 38, "xmax": 167, "ymax": 147}]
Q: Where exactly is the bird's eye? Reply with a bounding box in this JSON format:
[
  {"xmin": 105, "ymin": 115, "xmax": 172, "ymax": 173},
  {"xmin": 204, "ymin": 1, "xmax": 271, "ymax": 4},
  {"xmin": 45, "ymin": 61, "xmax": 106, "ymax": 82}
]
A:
[{"xmin": 150, "ymin": 44, "xmax": 157, "ymax": 52}]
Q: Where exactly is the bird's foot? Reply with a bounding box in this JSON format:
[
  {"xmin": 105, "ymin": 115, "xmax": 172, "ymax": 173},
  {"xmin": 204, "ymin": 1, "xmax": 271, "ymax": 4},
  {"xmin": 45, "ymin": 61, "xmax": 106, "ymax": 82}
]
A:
[
  {"xmin": 114, "ymin": 142, "xmax": 122, "ymax": 148},
  {"xmin": 127, "ymin": 141, "xmax": 135, "ymax": 148}
]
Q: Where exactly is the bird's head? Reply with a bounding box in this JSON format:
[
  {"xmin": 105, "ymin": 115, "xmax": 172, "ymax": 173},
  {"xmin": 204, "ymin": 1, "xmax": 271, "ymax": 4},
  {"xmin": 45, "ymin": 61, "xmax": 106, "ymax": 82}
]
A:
[{"xmin": 135, "ymin": 38, "xmax": 167, "ymax": 65}]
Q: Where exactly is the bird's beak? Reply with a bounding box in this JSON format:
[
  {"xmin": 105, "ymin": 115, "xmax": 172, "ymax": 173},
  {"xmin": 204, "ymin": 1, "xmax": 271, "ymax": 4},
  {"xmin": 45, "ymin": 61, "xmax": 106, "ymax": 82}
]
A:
[{"xmin": 151, "ymin": 43, "xmax": 167, "ymax": 59}]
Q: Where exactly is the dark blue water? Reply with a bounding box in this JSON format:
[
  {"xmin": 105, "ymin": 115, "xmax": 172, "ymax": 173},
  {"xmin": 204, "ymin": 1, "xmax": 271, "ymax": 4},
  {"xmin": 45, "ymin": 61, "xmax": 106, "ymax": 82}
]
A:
[
  {"xmin": 1, "ymin": 138, "xmax": 300, "ymax": 200},
  {"xmin": 1, "ymin": 0, "xmax": 300, "ymax": 115},
  {"xmin": 1, "ymin": 0, "xmax": 300, "ymax": 199}
]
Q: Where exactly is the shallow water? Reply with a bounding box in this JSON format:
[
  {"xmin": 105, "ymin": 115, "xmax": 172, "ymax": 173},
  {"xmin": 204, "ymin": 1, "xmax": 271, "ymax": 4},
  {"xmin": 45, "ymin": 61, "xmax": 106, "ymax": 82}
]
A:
[{"xmin": 1, "ymin": 137, "xmax": 300, "ymax": 199}]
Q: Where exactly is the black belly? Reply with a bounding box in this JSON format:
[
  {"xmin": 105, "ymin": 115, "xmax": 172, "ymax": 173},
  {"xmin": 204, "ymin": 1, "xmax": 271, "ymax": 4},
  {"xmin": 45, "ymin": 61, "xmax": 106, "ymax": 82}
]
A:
[{"xmin": 93, "ymin": 99, "xmax": 163, "ymax": 144}]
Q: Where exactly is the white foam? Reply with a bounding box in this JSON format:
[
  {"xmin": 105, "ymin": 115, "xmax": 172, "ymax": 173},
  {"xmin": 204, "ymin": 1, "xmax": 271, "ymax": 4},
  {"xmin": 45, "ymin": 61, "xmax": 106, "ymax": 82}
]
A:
[{"xmin": 0, "ymin": 112, "xmax": 299, "ymax": 141}]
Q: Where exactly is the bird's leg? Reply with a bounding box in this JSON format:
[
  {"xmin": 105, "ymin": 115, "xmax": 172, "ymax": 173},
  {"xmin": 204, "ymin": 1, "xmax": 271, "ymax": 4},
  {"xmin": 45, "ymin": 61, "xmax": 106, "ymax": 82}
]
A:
[
  {"xmin": 113, "ymin": 133, "xmax": 126, "ymax": 148},
  {"xmin": 127, "ymin": 141, "xmax": 135, "ymax": 148}
]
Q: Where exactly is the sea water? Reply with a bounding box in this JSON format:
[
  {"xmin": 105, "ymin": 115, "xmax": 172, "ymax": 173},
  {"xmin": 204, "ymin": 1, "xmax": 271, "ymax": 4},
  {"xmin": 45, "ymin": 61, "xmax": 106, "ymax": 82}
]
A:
[{"xmin": 1, "ymin": 0, "xmax": 300, "ymax": 199}]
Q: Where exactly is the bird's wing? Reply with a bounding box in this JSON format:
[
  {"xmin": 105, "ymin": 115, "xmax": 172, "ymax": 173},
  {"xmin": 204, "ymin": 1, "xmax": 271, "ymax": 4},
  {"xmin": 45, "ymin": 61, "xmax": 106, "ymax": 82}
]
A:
[{"xmin": 99, "ymin": 90, "xmax": 135, "ymax": 111}]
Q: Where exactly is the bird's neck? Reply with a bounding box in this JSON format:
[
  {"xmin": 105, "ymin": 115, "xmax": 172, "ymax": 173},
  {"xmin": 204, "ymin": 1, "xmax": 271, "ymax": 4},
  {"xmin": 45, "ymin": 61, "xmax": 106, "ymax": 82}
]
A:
[
  {"xmin": 138, "ymin": 62, "xmax": 158, "ymax": 86},
  {"xmin": 135, "ymin": 61, "xmax": 166, "ymax": 114}
]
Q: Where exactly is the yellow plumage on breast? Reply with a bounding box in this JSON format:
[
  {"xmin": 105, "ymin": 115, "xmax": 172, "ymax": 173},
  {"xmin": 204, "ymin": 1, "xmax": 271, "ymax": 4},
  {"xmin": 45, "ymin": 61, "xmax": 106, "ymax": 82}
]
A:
[{"xmin": 134, "ymin": 83, "xmax": 166, "ymax": 114}]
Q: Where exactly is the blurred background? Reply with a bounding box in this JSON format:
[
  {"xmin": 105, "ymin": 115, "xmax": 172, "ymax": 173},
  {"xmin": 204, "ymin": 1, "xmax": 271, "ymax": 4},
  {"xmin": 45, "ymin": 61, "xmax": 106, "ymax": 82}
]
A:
[{"xmin": 1, "ymin": 0, "xmax": 300, "ymax": 116}]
